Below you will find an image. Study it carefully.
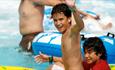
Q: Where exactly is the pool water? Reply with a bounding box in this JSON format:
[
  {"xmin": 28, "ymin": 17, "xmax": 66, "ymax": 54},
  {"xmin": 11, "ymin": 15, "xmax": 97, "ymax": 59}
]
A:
[{"xmin": 0, "ymin": 0, "xmax": 115, "ymax": 70}]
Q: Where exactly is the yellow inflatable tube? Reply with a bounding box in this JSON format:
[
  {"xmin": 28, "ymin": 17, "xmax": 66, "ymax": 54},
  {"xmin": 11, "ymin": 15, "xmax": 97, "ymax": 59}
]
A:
[
  {"xmin": 0, "ymin": 66, "xmax": 34, "ymax": 70},
  {"xmin": 110, "ymin": 64, "xmax": 115, "ymax": 70},
  {"xmin": 0, "ymin": 65, "xmax": 114, "ymax": 70}
]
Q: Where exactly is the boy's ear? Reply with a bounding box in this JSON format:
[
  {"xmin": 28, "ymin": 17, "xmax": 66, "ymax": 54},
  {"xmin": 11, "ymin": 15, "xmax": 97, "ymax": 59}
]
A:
[
  {"xmin": 97, "ymin": 53, "xmax": 102, "ymax": 57},
  {"xmin": 68, "ymin": 17, "xmax": 72, "ymax": 24},
  {"xmin": 68, "ymin": 19, "xmax": 71, "ymax": 22}
]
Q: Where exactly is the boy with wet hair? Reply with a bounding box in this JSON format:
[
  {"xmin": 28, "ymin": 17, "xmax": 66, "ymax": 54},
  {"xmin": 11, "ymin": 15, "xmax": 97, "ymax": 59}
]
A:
[
  {"xmin": 83, "ymin": 37, "xmax": 110, "ymax": 70},
  {"xmin": 35, "ymin": 0, "xmax": 84, "ymax": 69}
]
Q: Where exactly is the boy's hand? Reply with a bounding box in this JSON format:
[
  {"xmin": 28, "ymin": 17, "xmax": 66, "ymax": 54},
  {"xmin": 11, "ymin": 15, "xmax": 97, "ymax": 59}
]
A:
[
  {"xmin": 34, "ymin": 52, "xmax": 49, "ymax": 63},
  {"xmin": 65, "ymin": 0, "xmax": 76, "ymax": 8}
]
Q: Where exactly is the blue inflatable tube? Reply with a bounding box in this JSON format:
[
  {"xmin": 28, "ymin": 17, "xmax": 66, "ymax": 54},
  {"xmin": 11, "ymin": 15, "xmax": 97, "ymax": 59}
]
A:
[
  {"xmin": 32, "ymin": 32, "xmax": 115, "ymax": 64},
  {"xmin": 32, "ymin": 32, "xmax": 62, "ymax": 57},
  {"xmin": 99, "ymin": 33, "xmax": 115, "ymax": 64}
]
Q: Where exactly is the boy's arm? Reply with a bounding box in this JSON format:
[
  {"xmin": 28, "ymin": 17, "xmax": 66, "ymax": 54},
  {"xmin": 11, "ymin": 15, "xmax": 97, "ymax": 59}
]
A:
[
  {"xmin": 31, "ymin": 0, "xmax": 65, "ymax": 6},
  {"xmin": 53, "ymin": 56, "xmax": 63, "ymax": 63},
  {"xmin": 78, "ymin": 9, "xmax": 100, "ymax": 20},
  {"xmin": 65, "ymin": 0, "xmax": 84, "ymax": 31},
  {"xmin": 72, "ymin": 6, "xmax": 84, "ymax": 31}
]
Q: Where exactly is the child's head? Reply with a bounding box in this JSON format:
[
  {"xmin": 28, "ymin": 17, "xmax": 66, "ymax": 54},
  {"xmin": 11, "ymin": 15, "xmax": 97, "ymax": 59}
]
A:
[
  {"xmin": 51, "ymin": 3, "xmax": 71, "ymax": 18},
  {"xmin": 51, "ymin": 3, "xmax": 72, "ymax": 34},
  {"xmin": 83, "ymin": 37, "xmax": 107, "ymax": 64}
]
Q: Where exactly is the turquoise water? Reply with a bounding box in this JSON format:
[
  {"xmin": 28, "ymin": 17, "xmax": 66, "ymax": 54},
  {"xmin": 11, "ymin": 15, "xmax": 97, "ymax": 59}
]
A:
[{"xmin": 0, "ymin": 0, "xmax": 115, "ymax": 70}]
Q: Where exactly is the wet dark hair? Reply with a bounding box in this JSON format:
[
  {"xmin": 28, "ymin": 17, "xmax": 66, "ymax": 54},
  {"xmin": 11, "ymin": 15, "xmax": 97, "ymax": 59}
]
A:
[
  {"xmin": 83, "ymin": 37, "xmax": 107, "ymax": 60},
  {"xmin": 51, "ymin": 3, "xmax": 71, "ymax": 18}
]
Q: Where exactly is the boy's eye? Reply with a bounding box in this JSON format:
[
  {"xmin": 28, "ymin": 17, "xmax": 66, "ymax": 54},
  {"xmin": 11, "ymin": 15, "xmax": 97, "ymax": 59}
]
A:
[
  {"xmin": 54, "ymin": 19, "xmax": 57, "ymax": 22},
  {"xmin": 87, "ymin": 51, "xmax": 93, "ymax": 54},
  {"xmin": 84, "ymin": 51, "xmax": 92, "ymax": 54},
  {"xmin": 59, "ymin": 18, "xmax": 63, "ymax": 21}
]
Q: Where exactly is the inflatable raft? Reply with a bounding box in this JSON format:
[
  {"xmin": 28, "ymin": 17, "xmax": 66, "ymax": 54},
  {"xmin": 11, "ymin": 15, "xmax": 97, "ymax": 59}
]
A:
[{"xmin": 32, "ymin": 32, "xmax": 115, "ymax": 64}]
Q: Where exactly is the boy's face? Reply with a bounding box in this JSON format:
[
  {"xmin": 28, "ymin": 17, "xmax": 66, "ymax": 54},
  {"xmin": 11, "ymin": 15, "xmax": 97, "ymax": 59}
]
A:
[
  {"xmin": 84, "ymin": 47, "xmax": 101, "ymax": 64},
  {"xmin": 52, "ymin": 12, "xmax": 71, "ymax": 34}
]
